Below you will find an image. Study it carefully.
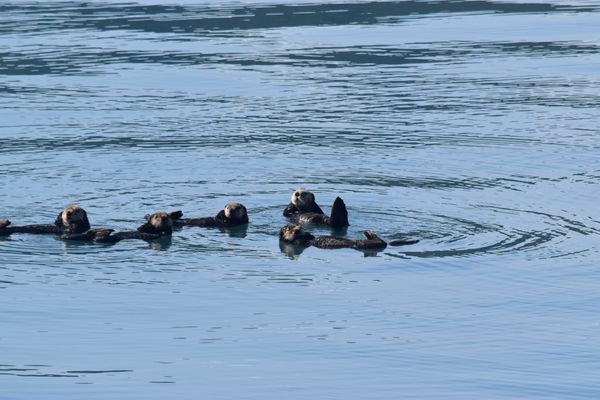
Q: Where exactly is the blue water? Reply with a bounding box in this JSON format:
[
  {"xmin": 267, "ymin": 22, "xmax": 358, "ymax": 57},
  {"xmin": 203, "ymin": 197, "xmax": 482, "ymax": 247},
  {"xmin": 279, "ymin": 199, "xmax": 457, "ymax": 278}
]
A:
[{"xmin": 1, "ymin": 1, "xmax": 600, "ymax": 398}]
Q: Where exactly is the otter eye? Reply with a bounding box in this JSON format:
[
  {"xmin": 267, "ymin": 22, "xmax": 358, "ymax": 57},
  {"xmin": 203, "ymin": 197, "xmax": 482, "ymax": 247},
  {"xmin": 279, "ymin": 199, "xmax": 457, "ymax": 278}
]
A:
[{"xmin": 300, "ymin": 192, "xmax": 306, "ymax": 197}]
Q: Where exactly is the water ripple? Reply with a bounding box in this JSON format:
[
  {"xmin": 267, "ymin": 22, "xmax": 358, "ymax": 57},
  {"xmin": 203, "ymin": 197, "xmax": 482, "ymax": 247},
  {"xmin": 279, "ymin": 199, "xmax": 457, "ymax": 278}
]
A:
[
  {"xmin": 3, "ymin": 41, "xmax": 600, "ymax": 75},
  {"xmin": 1, "ymin": 1, "xmax": 600, "ymax": 397},
  {"xmin": 1, "ymin": 1, "xmax": 593, "ymax": 36},
  {"xmin": 391, "ymin": 206, "xmax": 600, "ymax": 260}
]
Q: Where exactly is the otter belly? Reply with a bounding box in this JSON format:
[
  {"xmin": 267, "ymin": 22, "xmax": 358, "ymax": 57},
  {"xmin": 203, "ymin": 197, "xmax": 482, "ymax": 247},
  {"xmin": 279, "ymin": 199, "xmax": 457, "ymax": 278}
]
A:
[
  {"xmin": 291, "ymin": 213, "xmax": 330, "ymax": 225},
  {"xmin": 310, "ymin": 236, "xmax": 355, "ymax": 249}
]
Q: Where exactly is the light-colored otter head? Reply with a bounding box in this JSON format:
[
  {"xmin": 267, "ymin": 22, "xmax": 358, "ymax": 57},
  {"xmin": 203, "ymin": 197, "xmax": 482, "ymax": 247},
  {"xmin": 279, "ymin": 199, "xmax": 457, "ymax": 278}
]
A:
[
  {"xmin": 57, "ymin": 205, "xmax": 91, "ymax": 233},
  {"xmin": 224, "ymin": 202, "xmax": 248, "ymax": 221},
  {"xmin": 146, "ymin": 211, "xmax": 173, "ymax": 231},
  {"xmin": 291, "ymin": 189, "xmax": 316, "ymax": 208},
  {"xmin": 279, "ymin": 223, "xmax": 315, "ymax": 245}
]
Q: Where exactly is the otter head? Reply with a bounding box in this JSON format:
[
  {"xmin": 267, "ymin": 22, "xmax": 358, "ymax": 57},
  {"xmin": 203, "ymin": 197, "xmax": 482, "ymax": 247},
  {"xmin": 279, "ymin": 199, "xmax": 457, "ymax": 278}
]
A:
[
  {"xmin": 223, "ymin": 202, "xmax": 248, "ymax": 222},
  {"xmin": 279, "ymin": 224, "xmax": 315, "ymax": 246},
  {"xmin": 55, "ymin": 205, "xmax": 90, "ymax": 233},
  {"xmin": 145, "ymin": 211, "xmax": 173, "ymax": 232},
  {"xmin": 291, "ymin": 189, "xmax": 316, "ymax": 209}
]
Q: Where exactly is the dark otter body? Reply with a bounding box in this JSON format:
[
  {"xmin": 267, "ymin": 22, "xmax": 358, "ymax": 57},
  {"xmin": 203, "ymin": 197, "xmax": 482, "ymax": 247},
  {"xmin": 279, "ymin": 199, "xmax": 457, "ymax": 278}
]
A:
[
  {"xmin": 63, "ymin": 211, "xmax": 176, "ymax": 243},
  {"xmin": 283, "ymin": 201, "xmax": 324, "ymax": 216},
  {"xmin": 284, "ymin": 189, "xmax": 325, "ymax": 216},
  {"xmin": 310, "ymin": 232, "xmax": 387, "ymax": 250},
  {"xmin": 279, "ymin": 224, "xmax": 387, "ymax": 251},
  {"xmin": 0, "ymin": 223, "xmax": 60, "ymax": 236},
  {"xmin": 173, "ymin": 203, "xmax": 248, "ymax": 229},
  {"xmin": 284, "ymin": 191, "xmax": 349, "ymax": 228},
  {"xmin": 94, "ymin": 229, "xmax": 169, "ymax": 243},
  {"xmin": 0, "ymin": 205, "xmax": 91, "ymax": 237}
]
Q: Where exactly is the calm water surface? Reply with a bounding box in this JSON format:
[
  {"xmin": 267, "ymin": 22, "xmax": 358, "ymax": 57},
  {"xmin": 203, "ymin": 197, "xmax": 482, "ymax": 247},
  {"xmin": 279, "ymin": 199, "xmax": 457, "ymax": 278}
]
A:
[{"xmin": 1, "ymin": 0, "xmax": 600, "ymax": 398}]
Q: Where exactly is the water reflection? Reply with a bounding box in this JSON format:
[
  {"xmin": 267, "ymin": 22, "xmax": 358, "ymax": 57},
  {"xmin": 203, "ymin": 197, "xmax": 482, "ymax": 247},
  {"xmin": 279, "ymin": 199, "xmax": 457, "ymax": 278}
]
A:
[
  {"xmin": 3, "ymin": 41, "xmax": 600, "ymax": 76},
  {"xmin": 1, "ymin": 1, "xmax": 586, "ymax": 36},
  {"xmin": 0, "ymin": 364, "xmax": 132, "ymax": 378},
  {"xmin": 147, "ymin": 236, "xmax": 172, "ymax": 250},
  {"xmin": 220, "ymin": 224, "xmax": 248, "ymax": 238},
  {"xmin": 279, "ymin": 240, "xmax": 307, "ymax": 259},
  {"xmin": 280, "ymin": 242, "xmax": 387, "ymax": 258}
]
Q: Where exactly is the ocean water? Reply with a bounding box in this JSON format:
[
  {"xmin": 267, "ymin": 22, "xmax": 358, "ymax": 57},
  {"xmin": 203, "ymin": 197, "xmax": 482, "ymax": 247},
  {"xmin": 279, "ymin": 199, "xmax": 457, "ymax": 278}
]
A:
[{"xmin": 1, "ymin": 1, "xmax": 600, "ymax": 398}]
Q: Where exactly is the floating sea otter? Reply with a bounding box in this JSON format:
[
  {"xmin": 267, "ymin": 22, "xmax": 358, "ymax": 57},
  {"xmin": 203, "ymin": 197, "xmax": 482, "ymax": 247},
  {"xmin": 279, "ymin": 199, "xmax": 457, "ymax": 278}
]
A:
[
  {"xmin": 279, "ymin": 223, "xmax": 419, "ymax": 254},
  {"xmin": 63, "ymin": 211, "xmax": 180, "ymax": 243},
  {"xmin": 283, "ymin": 189, "xmax": 349, "ymax": 228},
  {"xmin": 0, "ymin": 205, "xmax": 91, "ymax": 236},
  {"xmin": 173, "ymin": 202, "xmax": 248, "ymax": 228},
  {"xmin": 279, "ymin": 223, "xmax": 387, "ymax": 251}
]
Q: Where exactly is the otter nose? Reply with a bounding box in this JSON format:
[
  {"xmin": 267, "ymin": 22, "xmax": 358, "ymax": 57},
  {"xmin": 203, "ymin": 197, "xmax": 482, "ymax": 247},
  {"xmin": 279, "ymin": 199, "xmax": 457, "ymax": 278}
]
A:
[{"xmin": 294, "ymin": 192, "xmax": 300, "ymax": 197}]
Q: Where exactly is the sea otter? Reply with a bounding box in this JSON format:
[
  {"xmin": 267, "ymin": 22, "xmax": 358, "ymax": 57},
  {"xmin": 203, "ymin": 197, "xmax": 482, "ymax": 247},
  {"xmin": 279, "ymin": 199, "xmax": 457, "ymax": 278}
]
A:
[
  {"xmin": 0, "ymin": 205, "xmax": 91, "ymax": 236},
  {"xmin": 279, "ymin": 223, "xmax": 419, "ymax": 252},
  {"xmin": 283, "ymin": 189, "xmax": 324, "ymax": 216},
  {"xmin": 283, "ymin": 190, "xmax": 349, "ymax": 228},
  {"xmin": 279, "ymin": 223, "xmax": 387, "ymax": 251},
  {"xmin": 173, "ymin": 202, "xmax": 248, "ymax": 228},
  {"xmin": 63, "ymin": 211, "xmax": 178, "ymax": 243}
]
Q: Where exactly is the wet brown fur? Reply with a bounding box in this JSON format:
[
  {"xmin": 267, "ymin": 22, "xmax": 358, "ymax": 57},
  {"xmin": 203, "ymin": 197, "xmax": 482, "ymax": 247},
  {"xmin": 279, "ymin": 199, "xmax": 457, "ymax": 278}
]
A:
[
  {"xmin": 279, "ymin": 223, "xmax": 387, "ymax": 251},
  {"xmin": 283, "ymin": 189, "xmax": 324, "ymax": 216},
  {"xmin": 76, "ymin": 211, "xmax": 175, "ymax": 243},
  {"xmin": 173, "ymin": 202, "xmax": 249, "ymax": 228},
  {"xmin": 0, "ymin": 205, "xmax": 91, "ymax": 236},
  {"xmin": 283, "ymin": 190, "xmax": 349, "ymax": 228}
]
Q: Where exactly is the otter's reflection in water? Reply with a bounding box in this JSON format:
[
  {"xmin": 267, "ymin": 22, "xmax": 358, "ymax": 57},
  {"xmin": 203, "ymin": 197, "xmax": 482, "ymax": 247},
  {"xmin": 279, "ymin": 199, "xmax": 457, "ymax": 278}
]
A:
[
  {"xmin": 219, "ymin": 224, "xmax": 248, "ymax": 238},
  {"xmin": 148, "ymin": 236, "xmax": 172, "ymax": 251},
  {"xmin": 279, "ymin": 240, "xmax": 308, "ymax": 260},
  {"xmin": 173, "ymin": 223, "xmax": 248, "ymax": 238},
  {"xmin": 57, "ymin": 235, "xmax": 172, "ymax": 251},
  {"xmin": 279, "ymin": 239, "xmax": 386, "ymax": 259}
]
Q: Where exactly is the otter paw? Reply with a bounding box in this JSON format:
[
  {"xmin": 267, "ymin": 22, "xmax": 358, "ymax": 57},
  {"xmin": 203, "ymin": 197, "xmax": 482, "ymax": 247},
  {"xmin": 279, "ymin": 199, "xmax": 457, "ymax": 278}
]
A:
[
  {"xmin": 363, "ymin": 230, "xmax": 378, "ymax": 240},
  {"xmin": 91, "ymin": 228, "xmax": 114, "ymax": 240},
  {"xmin": 169, "ymin": 210, "xmax": 184, "ymax": 220}
]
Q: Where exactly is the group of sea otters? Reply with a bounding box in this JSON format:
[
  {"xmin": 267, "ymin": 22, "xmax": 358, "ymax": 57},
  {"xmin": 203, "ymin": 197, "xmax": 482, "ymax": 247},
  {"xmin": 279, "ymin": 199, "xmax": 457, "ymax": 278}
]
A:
[{"xmin": 0, "ymin": 189, "xmax": 419, "ymax": 254}]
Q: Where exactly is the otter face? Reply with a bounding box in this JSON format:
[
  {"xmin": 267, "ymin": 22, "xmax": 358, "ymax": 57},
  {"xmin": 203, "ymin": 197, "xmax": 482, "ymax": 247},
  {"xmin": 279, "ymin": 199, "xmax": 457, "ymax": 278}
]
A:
[
  {"xmin": 279, "ymin": 224, "xmax": 314, "ymax": 245},
  {"xmin": 291, "ymin": 189, "xmax": 315, "ymax": 208},
  {"xmin": 146, "ymin": 211, "xmax": 173, "ymax": 231},
  {"xmin": 59, "ymin": 205, "xmax": 90, "ymax": 233},
  {"xmin": 224, "ymin": 202, "xmax": 248, "ymax": 221}
]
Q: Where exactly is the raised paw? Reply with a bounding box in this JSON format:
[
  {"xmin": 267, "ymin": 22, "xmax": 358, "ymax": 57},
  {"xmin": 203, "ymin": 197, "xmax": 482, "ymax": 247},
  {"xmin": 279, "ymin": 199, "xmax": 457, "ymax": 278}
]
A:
[
  {"xmin": 169, "ymin": 210, "xmax": 183, "ymax": 220},
  {"xmin": 363, "ymin": 230, "xmax": 379, "ymax": 241}
]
